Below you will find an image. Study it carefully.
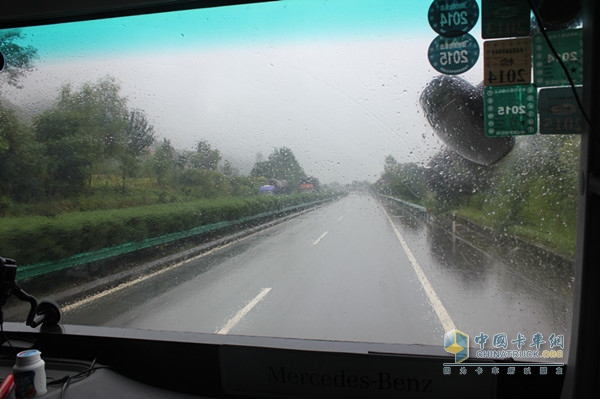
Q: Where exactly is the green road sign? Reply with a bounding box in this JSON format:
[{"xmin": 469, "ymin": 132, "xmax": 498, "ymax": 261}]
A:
[{"xmin": 484, "ymin": 85, "xmax": 538, "ymax": 137}]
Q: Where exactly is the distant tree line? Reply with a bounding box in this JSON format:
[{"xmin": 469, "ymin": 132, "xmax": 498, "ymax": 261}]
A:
[
  {"xmin": 1, "ymin": 76, "xmax": 157, "ymax": 201},
  {"xmin": 376, "ymin": 135, "xmax": 579, "ymax": 254},
  {"xmin": 250, "ymin": 147, "xmax": 320, "ymax": 193},
  {"xmin": 0, "ymin": 32, "xmax": 327, "ymax": 217},
  {"xmin": 1, "ymin": 72, "xmax": 323, "ymax": 213}
]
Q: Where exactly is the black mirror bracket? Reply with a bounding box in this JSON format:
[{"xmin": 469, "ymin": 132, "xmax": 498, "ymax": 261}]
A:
[{"xmin": 0, "ymin": 257, "xmax": 62, "ymax": 328}]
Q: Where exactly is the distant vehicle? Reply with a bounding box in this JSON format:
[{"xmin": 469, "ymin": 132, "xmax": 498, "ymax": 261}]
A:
[
  {"xmin": 299, "ymin": 183, "xmax": 314, "ymax": 192},
  {"xmin": 268, "ymin": 179, "xmax": 289, "ymax": 194},
  {"xmin": 259, "ymin": 185, "xmax": 275, "ymax": 195}
]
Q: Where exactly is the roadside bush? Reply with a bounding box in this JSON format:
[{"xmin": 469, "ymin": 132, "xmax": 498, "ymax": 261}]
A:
[{"xmin": 0, "ymin": 193, "xmax": 332, "ymax": 265}]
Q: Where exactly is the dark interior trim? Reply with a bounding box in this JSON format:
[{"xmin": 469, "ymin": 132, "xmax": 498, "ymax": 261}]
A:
[{"xmin": 0, "ymin": 0, "xmax": 276, "ymax": 29}]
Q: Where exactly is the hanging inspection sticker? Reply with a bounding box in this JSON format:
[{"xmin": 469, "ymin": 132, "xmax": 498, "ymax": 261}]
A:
[
  {"xmin": 484, "ymin": 37, "xmax": 532, "ymax": 86},
  {"xmin": 534, "ymin": 29, "xmax": 583, "ymax": 87},
  {"xmin": 428, "ymin": 0, "xmax": 479, "ymax": 37},
  {"xmin": 481, "ymin": 0, "xmax": 530, "ymax": 39},
  {"xmin": 484, "ymin": 84, "xmax": 538, "ymax": 137},
  {"xmin": 539, "ymin": 87, "xmax": 583, "ymax": 134},
  {"xmin": 428, "ymin": 33, "xmax": 479, "ymax": 75}
]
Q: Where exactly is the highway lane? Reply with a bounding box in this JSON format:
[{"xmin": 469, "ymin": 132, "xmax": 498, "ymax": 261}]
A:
[
  {"xmin": 61, "ymin": 192, "xmax": 573, "ymax": 350},
  {"xmin": 63, "ymin": 193, "xmax": 446, "ymax": 345}
]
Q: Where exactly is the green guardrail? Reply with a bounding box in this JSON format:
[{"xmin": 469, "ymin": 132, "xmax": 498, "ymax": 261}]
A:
[
  {"xmin": 380, "ymin": 195, "xmax": 427, "ymax": 213},
  {"xmin": 16, "ymin": 198, "xmax": 333, "ymax": 282}
]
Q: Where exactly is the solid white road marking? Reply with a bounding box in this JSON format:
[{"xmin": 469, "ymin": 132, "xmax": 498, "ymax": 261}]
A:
[
  {"xmin": 312, "ymin": 231, "xmax": 328, "ymax": 246},
  {"xmin": 382, "ymin": 208, "xmax": 456, "ymax": 332},
  {"xmin": 217, "ymin": 288, "xmax": 272, "ymax": 335},
  {"xmin": 61, "ymin": 221, "xmax": 290, "ymax": 314},
  {"xmin": 61, "ymin": 243, "xmax": 236, "ymax": 313}
]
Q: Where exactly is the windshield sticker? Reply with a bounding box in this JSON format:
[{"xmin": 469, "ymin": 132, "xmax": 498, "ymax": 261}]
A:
[
  {"xmin": 539, "ymin": 87, "xmax": 583, "ymax": 134},
  {"xmin": 484, "ymin": 37, "xmax": 532, "ymax": 86},
  {"xmin": 484, "ymin": 84, "xmax": 538, "ymax": 137},
  {"xmin": 428, "ymin": 0, "xmax": 479, "ymax": 37},
  {"xmin": 481, "ymin": 0, "xmax": 531, "ymax": 39},
  {"xmin": 427, "ymin": 33, "xmax": 479, "ymax": 75},
  {"xmin": 534, "ymin": 29, "xmax": 583, "ymax": 87}
]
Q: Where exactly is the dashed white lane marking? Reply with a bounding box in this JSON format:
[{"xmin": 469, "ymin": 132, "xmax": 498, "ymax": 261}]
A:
[
  {"xmin": 217, "ymin": 288, "xmax": 272, "ymax": 334},
  {"xmin": 382, "ymin": 208, "xmax": 456, "ymax": 332},
  {"xmin": 62, "ymin": 220, "xmax": 291, "ymax": 314},
  {"xmin": 312, "ymin": 231, "xmax": 329, "ymax": 246}
]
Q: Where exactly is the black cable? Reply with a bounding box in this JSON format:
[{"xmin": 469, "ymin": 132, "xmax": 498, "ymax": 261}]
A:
[
  {"xmin": 0, "ymin": 322, "xmax": 17, "ymax": 355},
  {"xmin": 59, "ymin": 376, "xmax": 71, "ymax": 399},
  {"xmin": 47, "ymin": 365, "xmax": 111, "ymax": 386},
  {"xmin": 47, "ymin": 357, "xmax": 112, "ymax": 399},
  {"xmin": 527, "ymin": 0, "xmax": 598, "ymax": 138}
]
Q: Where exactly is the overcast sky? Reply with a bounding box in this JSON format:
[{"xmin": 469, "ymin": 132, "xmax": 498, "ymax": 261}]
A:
[{"xmin": 4, "ymin": 0, "xmax": 484, "ymax": 184}]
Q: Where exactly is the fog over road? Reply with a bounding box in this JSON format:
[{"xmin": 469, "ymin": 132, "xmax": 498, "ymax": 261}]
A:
[{"xmin": 63, "ymin": 193, "xmax": 573, "ymax": 350}]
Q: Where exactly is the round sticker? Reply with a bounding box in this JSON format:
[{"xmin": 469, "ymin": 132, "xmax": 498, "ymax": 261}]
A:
[
  {"xmin": 428, "ymin": 0, "xmax": 479, "ymax": 37},
  {"xmin": 427, "ymin": 33, "xmax": 479, "ymax": 75}
]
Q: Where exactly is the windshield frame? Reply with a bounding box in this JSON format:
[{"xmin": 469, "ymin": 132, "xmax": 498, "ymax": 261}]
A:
[{"xmin": 0, "ymin": 1, "xmax": 598, "ymax": 398}]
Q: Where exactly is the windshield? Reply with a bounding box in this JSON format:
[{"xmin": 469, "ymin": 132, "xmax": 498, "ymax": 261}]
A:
[{"xmin": 0, "ymin": 0, "xmax": 577, "ymax": 361}]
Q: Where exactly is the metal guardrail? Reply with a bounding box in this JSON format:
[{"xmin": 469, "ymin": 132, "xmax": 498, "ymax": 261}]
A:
[
  {"xmin": 16, "ymin": 197, "xmax": 334, "ymax": 281},
  {"xmin": 379, "ymin": 195, "xmax": 427, "ymax": 213}
]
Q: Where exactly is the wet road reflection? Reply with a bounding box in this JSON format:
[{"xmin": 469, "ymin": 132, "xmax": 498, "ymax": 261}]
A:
[
  {"xmin": 385, "ymin": 199, "xmax": 574, "ymax": 359},
  {"xmin": 17, "ymin": 193, "xmax": 573, "ymax": 357}
]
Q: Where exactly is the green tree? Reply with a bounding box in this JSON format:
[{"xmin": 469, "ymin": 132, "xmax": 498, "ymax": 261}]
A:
[
  {"xmin": 220, "ymin": 159, "xmax": 239, "ymax": 177},
  {"xmin": 190, "ymin": 139, "xmax": 221, "ymax": 170},
  {"xmin": 482, "ymin": 135, "xmax": 579, "ymax": 231},
  {"xmin": 152, "ymin": 138, "xmax": 176, "ymax": 186},
  {"xmin": 178, "ymin": 169, "xmax": 230, "ymax": 198},
  {"xmin": 0, "ymin": 30, "xmax": 38, "ymax": 90},
  {"xmin": 377, "ymin": 156, "xmax": 428, "ymax": 203},
  {"xmin": 250, "ymin": 147, "xmax": 307, "ymax": 191},
  {"xmin": 0, "ymin": 102, "xmax": 44, "ymax": 204},
  {"xmin": 119, "ymin": 109, "xmax": 156, "ymax": 189},
  {"xmin": 378, "ymin": 155, "xmax": 399, "ymax": 194},
  {"xmin": 229, "ymin": 176, "xmax": 263, "ymax": 196},
  {"xmin": 34, "ymin": 76, "xmax": 129, "ymax": 196},
  {"xmin": 425, "ymin": 149, "xmax": 492, "ymax": 211}
]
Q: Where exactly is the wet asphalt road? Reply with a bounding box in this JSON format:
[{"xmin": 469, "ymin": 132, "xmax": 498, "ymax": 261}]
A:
[{"xmin": 61, "ymin": 193, "xmax": 574, "ymax": 350}]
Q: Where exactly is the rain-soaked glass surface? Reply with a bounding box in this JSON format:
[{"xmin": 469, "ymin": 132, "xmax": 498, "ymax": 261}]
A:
[{"xmin": 0, "ymin": 0, "xmax": 577, "ymax": 359}]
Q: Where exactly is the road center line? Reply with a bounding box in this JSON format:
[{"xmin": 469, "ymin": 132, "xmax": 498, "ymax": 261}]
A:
[
  {"xmin": 313, "ymin": 231, "xmax": 328, "ymax": 245},
  {"xmin": 382, "ymin": 208, "xmax": 456, "ymax": 333},
  {"xmin": 217, "ymin": 288, "xmax": 272, "ymax": 335}
]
